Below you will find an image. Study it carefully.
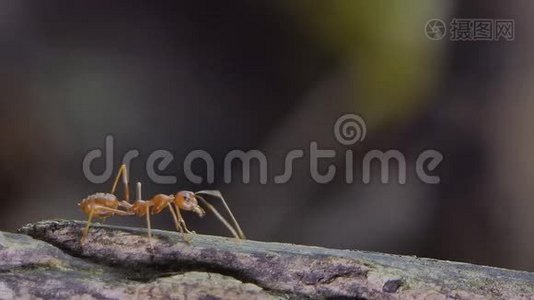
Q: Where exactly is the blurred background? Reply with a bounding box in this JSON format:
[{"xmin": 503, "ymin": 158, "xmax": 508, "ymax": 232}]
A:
[{"xmin": 1, "ymin": 0, "xmax": 533, "ymax": 272}]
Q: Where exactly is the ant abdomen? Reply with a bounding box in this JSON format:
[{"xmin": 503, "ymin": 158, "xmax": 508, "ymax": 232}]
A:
[{"xmin": 79, "ymin": 193, "xmax": 119, "ymax": 215}]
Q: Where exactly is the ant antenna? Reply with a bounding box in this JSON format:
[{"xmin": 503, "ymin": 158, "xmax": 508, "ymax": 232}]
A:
[{"xmin": 195, "ymin": 190, "xmax": 245, "ymax": 239}]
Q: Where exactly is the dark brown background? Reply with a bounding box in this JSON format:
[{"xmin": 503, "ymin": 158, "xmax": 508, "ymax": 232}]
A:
[{"xmin": 1, "ymin": 1, "xmax": 533, "ymax": 271}]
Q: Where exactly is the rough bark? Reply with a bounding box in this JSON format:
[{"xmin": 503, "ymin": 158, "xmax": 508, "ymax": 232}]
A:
[{"xmin": 0, "ymin": 219, "xmax": 529, "ymax": 299}]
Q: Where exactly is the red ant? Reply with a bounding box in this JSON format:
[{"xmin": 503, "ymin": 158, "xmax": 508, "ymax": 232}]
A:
[{"xmin": 79, "ymin": 164, "xmax": 245, "ymax": 246}]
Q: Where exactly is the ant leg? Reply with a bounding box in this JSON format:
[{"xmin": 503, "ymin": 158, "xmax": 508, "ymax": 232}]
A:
[
  {"xmin": 136, "ymin": 182, "xmax": 142, "ymax": 201},
  {"xmin": 82, "ymin": 206, "xmax": 131, "ymax": 244},
  {"xmin": 81, "ymin": 208, "xmax": 95, "ymax": 243},
  {"xmin": 135, "ymin": 182, "xmax": 153, "ymax": 248},
  {"xmin": 98, "ymin": 208, "xmax": 132, "ymax": 224},
  {"xmin": 167, "ymin": 203, "xmax": 183, "ymax": 233},
  {"xmin": 167, "ymin": 204, "xmax": 193, "ymax": 243},
  {"xmin": 196, "ymin": 191, "xmax": 245, "ymax": 239},
  {"xmin": 145, "ymin": 205, "xmax": 153, "ymax": 248},
  {"xmin": 173, "ymin": 203, "xmax": 195, "ymax": 234},
  {"xmin": 94, "ymin": 206, "xmax": 132, "ymax": 216},
  {"xmin": 119, "ymin": 200, "xmax": 133, "ymax": 210},
  {"xmin": 111, "ymin": 164, "xmax": 130, "ymax": 202}
]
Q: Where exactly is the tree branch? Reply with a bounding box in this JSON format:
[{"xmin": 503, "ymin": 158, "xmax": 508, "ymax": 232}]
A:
[{"xmin": 7, "ymin": 220, "xmax": 533, "ymax": 299}]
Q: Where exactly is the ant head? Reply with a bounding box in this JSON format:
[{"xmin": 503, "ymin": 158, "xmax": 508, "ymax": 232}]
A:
[{"xmin": 174, "ymin": 191, "xmax": 205, "ymax": 217}]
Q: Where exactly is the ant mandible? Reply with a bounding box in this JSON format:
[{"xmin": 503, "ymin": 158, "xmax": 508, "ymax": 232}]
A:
[{"xmin": 78, "ymin": 164, "xmax": 245, "ymax": 246}]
